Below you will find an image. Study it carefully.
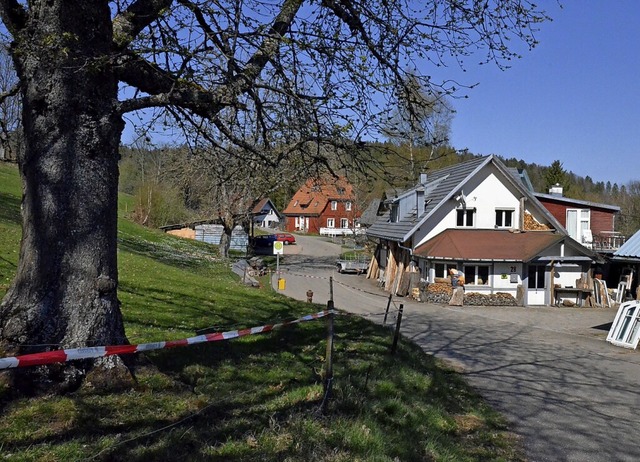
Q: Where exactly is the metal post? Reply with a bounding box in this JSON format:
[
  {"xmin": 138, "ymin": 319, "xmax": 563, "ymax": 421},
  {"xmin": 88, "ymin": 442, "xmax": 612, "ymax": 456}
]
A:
[
  {"xmin": 329, "ymin": 276, "xmax": 334, "ymax": 302},
  {"xmin": 383, "ymin": 293, "xmax": 393, "ymax": 325},
  {"xmin": 391, "ymin": 303, "xmax": 404, "ymax": 355}
]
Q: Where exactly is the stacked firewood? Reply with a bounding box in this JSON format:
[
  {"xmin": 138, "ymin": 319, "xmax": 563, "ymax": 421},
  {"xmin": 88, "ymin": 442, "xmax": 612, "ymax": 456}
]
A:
[
  {"xmin": 523, "ymin": 212, "xmax": 551, "ymax": 231},
  {"xmin": 464, "ymin": 292, "xmax": 518, "ymax": 306},
  {"xmin": 420, "ymin": 283, "xmax": 518, "ymax": 306},
  {"xmin": 422, "ymin": 282, "xmax": 453, "ymax": 304}
]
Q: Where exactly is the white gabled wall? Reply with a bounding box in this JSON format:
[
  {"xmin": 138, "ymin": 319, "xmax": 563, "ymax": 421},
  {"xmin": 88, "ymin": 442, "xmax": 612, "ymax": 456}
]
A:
[{"xmin": 413, "ymin": 164, "xmax": 525, "ymax": 248}]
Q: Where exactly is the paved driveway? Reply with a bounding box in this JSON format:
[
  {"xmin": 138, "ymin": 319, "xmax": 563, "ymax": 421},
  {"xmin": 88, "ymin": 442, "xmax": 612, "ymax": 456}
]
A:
[{"xmin": 275, "ymin": 236, "xmax": 640, "ymax": 462}]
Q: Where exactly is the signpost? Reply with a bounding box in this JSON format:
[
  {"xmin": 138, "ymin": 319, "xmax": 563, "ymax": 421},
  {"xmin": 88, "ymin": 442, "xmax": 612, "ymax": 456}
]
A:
[{"xmin": 274, "ymin": 240, "xmax": 284, "ymax": 290}]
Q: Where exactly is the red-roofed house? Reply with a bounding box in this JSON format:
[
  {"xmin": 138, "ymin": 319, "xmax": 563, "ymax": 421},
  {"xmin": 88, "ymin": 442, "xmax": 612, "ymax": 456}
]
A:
[{"xmin": 282, "ymin": 177, "xmax": 361, "ymax": 234}]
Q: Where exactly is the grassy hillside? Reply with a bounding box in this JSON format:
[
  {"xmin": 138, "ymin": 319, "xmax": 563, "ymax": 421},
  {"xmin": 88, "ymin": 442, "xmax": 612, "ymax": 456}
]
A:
[{"xmin": 0, "ymin": 161, "xmax": 523, "ymax": 461}]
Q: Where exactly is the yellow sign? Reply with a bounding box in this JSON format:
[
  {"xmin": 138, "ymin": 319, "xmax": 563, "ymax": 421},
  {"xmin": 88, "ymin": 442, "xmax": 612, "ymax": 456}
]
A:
[{"xmin": 273, "ymin": 241, "xmax": 284, "ymax": 255}]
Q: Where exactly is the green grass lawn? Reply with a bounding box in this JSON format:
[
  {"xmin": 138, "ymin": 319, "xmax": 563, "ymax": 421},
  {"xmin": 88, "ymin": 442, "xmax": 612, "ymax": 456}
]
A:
[{"xmin": 0, "ymin": 161, "xmax": 523, "ymax": 461}]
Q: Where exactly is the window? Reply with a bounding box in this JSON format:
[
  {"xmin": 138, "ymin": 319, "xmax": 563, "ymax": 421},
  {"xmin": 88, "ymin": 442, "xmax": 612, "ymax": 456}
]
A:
[
  {"xmin": 607, "ymin": 301, "xmax": 640, "ymax": 348},
  {"xmin": 346, "ymin": 201, "xmax": 352, "ymax": 211},
  {"xmin": 327, "ymin": 218, "xmax": 335, "ymax": 228},
  {"xmin": 528, "ymin": 265, "xmax": 545, "ymax": 289},
  {"xmin": 340, "ymin": 218, "xmax": 349, "ymax": 228},
  {"xmin": 434, "ymin": 262, "xmax": 458, "ymax": 279},
  {"xmin": 331, "ymin": 201, "xmax": 338, "ymax": 211},
  {"xmin": 495, "ymin": 209, "xmax": 514, "ymax": 228},
  {"xmin": 456, "ymin": 208, "xmax": 475, "ymax": 227},
  {"xmin": 390, "ymin": 204, "xmax": 399, "ymax": 223},
  {"xmin": 464, "ymin": 265, "xmax": 489, "ymax": 285},
  {"xmin": 566, "ymin": 208, "xmax": 590, "ymax": 242},
  {"xmin": 294, "ymin": 200, "xmax": 299, "ymax": 207}
]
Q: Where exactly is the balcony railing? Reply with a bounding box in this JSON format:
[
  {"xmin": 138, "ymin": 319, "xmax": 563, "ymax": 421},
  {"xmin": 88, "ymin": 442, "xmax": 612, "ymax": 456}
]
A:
[{"xmin": 592, "ymin": 231, "xmax": 626, "ymax": 252}]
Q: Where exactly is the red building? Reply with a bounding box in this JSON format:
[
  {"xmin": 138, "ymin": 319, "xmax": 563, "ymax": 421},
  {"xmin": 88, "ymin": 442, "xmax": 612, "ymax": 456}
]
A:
[
  {"xmin": 282, "ymin": 177, "xmax": 360, "ymax": 234},
  {"xmin": 535, "ymin": 184, "xmax": 623, "ymax": 251}
]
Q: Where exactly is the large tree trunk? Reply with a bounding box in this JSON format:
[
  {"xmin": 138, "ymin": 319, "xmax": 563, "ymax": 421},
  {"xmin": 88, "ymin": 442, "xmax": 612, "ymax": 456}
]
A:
[{"xmin": 0, "ymin": 1, "xmax": 128, "ymax": 392}]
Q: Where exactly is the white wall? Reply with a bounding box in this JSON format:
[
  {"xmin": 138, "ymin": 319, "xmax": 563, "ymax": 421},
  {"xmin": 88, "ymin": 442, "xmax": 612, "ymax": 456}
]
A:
[
  {"xmin": 414, "ymin": 165, "xmax": 524, "ymax": 248},
  {"xmin": 493, "ymin": 262, "xmax": 522, "ymax": 290},
  {"xmin": 553, "ymin": 264, "xmax": 583, "ymax": 288}
]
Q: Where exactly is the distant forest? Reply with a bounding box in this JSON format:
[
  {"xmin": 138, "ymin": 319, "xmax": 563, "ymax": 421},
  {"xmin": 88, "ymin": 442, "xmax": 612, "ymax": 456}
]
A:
[{"xmin": 115, "ymin": 143, "xmax": 640, "ymax": 238}]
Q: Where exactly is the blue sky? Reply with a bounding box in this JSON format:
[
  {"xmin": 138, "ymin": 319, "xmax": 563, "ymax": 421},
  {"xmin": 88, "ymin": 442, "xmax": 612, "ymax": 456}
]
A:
[
  {"xmin": 122, "ymin": 2, "xmax": 639, "ymax": 187},
  {"xmin": 443, "ymin": 1, "xmax": 640, "ymax": 187}
]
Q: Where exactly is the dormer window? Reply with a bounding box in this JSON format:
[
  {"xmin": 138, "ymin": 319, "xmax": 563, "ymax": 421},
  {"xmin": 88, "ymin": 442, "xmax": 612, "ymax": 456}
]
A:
[{"xmin": 337, "ymin": 187, "xmax": 345, "ymax": 195}]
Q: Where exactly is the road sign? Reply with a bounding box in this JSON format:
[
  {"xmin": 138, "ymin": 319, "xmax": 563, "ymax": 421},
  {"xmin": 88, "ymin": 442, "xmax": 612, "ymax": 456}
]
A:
[{"xmin": 273, "ymin": 240, "xmax": 284, "ymax": 255}]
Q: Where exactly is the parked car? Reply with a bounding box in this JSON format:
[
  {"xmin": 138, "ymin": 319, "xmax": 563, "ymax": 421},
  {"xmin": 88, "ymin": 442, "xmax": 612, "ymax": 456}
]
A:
[
  {"xmin": 251, "ymin": 233, "xmax": 296, "ymax": 248},
  {"xmin": 274, "ymin": 233, "xmax": 296, "ymax": 245},
  {"xmin": 251, "ymin": 234, "xmax": 277, "ymax": 248}
]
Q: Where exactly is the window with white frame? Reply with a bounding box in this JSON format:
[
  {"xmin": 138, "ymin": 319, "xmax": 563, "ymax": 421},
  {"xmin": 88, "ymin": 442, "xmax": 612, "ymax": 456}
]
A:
[
  {"xmin": 566, "ymin": 208, "xmax": 590, "ymax": 243},
  {"xmin": 331, "ymin": 201, "xmax": 338, "ymax": 211},
  {"xmin": 327, "ymin": 218, "xmax": 335, "ymax": 228},
  {"xmin": 346, "ymin": 201, "xmax": 352, "ymax": 211},
  {"xmin": 607, "ymin": 301, "xmax": 640, "ymax": 348},
  {"xmin": 464, "ymin": 265, "xmax": 489, "ymax": 285},
  {"xmin": 340, "ymin": 218, "xmax": 349, "ymax": 228},
  {"xmin": 434, "ymin": 262, "xmax": 458, "ymax": 279},
  {"xmin": 456, "ymin": 208, "xmax": 475, "ymax": 227},
  {"xmin": 495, "ymin": 209, "xmax": 514, "ymax": 228}
]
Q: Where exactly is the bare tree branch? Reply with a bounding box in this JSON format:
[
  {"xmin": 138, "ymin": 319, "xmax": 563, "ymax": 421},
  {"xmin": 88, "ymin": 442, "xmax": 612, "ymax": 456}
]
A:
[{"xmin": 112, "ymin": 0, "xmax": 174, "ymax": 49}]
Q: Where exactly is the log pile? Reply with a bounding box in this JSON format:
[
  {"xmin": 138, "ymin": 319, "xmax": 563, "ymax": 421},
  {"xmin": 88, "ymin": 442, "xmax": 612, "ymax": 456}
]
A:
[
  {"xmin": 523, "ymin": 212, "xmax": 551, "ymax": 231},
  {"xmin": 464, "ymin": 292, "xmax": 518, "ymax": 306},
  {"xmin": 422, "ymin": 282, "xmax": 453, "ymax": 304},
  {"xmin": 420, "ymin": 283, "xmax": 518, "ymax": 306}
]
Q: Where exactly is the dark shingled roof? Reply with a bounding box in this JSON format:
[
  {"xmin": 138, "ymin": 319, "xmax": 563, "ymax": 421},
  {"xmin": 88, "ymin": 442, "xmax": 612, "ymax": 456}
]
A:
[
  {"xmin": 366, "ymin": 155, "xmax": 489, "ymax": 242},
  {"xmin": 366, "ymin": 154, "xmax": 566, "ymax": 243}
]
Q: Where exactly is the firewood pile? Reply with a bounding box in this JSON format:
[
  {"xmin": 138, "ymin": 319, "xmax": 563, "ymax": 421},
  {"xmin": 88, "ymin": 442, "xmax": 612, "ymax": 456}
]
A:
[
  {"xmin": 464, "ymin": 292, "xmax": 517, "ymax": 306},
  {"xmin": 422, "ymin": 282, "xmax": 452, "ymax": 304},
  {"xmin": 421, "ymin": 282, "xmax": 517, "ymax": 306},
  {"xmin": 523, "ymin": 212, "xmax": 551, "ymax": 231}
]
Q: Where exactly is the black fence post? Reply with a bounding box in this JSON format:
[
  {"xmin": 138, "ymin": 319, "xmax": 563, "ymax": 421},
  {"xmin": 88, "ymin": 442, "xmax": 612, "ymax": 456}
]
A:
[
  {"xmin": 391, "ymin": 303, "xmax": 404, "ymax": 355},
  {"xmin": 382, "ymin": 293, "xmax": 393, "ymax": 325}
]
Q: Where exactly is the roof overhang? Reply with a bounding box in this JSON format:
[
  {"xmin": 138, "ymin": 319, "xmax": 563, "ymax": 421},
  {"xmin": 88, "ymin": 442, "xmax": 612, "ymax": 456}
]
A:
[{"xmin": 413, "ymin": 229, "xmax": 595, "ymax": 263}]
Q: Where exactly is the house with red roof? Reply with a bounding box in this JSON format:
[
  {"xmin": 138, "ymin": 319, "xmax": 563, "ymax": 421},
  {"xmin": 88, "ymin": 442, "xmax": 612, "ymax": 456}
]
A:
[
  {"xmin": 367, "ymin": 155, "xmax": 598, "ymax": 306},
  {"xmin": 282, "ymin": 177, "xmax": 361, "ymax": 234}
]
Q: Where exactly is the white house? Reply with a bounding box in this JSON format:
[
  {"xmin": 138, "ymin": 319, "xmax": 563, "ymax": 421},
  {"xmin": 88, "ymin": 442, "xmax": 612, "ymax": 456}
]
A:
[
  {"xmin": 252, "ymin": 198, "xmax": 283, "ymax": 229},
  {"xmin": 366, "ymin": 155, "xmax": 596, "ymax": 306}
]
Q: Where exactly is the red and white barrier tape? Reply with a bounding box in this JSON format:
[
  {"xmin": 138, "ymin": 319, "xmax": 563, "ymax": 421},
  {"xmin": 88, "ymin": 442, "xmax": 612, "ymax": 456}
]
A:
[{"xmin": 0, "ymin": 310, "xmax": 335, "ymax": 370}]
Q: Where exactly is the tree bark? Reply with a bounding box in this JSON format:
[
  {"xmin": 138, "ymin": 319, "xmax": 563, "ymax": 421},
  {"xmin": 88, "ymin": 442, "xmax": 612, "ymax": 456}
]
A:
[{"xmin": 0, "ymin": 0, "xmax": 128, "ymax": 392}]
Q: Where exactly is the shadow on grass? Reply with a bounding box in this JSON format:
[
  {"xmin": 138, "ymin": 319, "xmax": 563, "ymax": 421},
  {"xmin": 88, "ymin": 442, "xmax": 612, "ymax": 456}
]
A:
[{"xmin": 0, "ymin": 191, "xmax": 21, "ymax": 224}]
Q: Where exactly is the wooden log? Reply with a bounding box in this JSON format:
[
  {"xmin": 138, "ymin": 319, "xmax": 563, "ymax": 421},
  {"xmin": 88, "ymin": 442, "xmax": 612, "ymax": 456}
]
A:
[{"xmin": 393, "ymin": 261, "xmax": 405, "ymax": 295}]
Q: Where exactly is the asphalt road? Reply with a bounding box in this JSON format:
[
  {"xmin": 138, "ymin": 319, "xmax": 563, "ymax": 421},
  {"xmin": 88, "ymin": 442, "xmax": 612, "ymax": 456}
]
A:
[{"xmin": 275, "ymin": 233, "xmax": 640, "ymax": 462}]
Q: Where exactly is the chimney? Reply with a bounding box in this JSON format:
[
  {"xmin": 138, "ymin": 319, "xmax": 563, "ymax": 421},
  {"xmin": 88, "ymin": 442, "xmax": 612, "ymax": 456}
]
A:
[
  {"xmin": 549, "ymin": 183, "xmax": 563, "ymax": 197},
  {"xmin": 419, "ymin": 172, "xmax": 428, "ymax": 185}
]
